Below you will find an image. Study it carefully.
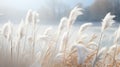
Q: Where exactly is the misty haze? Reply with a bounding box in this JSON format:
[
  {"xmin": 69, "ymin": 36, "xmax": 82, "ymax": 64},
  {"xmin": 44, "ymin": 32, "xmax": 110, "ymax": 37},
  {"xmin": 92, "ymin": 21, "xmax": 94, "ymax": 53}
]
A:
[
  {"xmin": 0, "ymin": 0, "xmax": 120, "ymax": 67},
  {"xmin": 0, "ymin": 0, "xmax": 119, "ymax": 24}
]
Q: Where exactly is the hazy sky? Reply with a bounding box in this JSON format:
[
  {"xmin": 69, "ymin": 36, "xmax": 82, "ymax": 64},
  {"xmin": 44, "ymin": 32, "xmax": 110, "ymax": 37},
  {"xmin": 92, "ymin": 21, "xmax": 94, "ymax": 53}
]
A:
[
  {"xmin": 0, "ymin": 0, "xmax": 94, "ymax": 10},
  {"xmin": 0, "ymin": 0, "xmax": 95, "ymax": 23}
]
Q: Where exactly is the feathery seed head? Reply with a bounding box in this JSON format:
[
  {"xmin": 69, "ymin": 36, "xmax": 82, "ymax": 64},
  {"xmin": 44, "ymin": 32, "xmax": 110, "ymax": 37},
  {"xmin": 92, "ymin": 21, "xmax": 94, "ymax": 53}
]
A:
[
  {"xmin": 61, "ymin": 32, "xmax": 69, "ymax": 45},
  {"xmin": 32, "ymin": 11, "xmax": 39, "ymax": 25},
  {"xmin": 17, "ymin": 19, "xmax": 26, "ymax": 39},
  {"xmin": 67, "ymin": 6, "xmax": 83, "ymax": 28},
  {"xmin": 43, "ymin": 27, "xmax": 53, "ymax": 36},
  {"xmin": 2, "ymin": 21, "xmax": 13, "ymax": 40},
  {"xmin": 58, "ymin": 17, "xmax": 68, "ymax": 33},
  {"xmin": 25, "ymin": 9, "xmax": 39, "ymax": 25},
  {"xmin": 25, "ymin": 9, "xmax": 33, "ymax": 24},
  {"xmin": 7, "ymin": 21, "xmax": 13, "ymax": 41},
  {"xmin": 101, "ymin": 12, "xmax": 115, "ymax": 32},
  {"xmin": 69, "ymin": 6, "xmax": 83, "ymax": 19},
  {"xmin": 79, "ymin": 23, "xmax": 93, "ymax": 34}
]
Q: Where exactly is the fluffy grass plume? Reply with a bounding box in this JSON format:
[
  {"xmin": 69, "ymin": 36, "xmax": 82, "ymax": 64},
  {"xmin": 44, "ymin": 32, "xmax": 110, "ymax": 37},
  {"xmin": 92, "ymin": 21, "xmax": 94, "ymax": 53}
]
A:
[{"xmin": 0, "ymin": 6, "xmax": 120, "ymax": 67}]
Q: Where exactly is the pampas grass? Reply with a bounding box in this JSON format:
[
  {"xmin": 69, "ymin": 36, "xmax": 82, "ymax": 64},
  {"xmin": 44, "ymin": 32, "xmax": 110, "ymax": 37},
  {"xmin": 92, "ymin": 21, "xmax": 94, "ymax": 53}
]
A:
[
  {"xmin": 92, "ymin": 12, "xmax": 115, "ymax": 67},
  {"xmin": 67, "ymin": 6, "xmax": 83, "ymax": 29},
  {"xmin": 101, "ymin": 12, "xmax": 115, "ymax": 32},
  {"xmin": 0, "ymin": 6, "xmax": 120, "ymax": 67},
  {"xmin": 79, "ymin": 23, "xmax": 93, "ymax": 34}
]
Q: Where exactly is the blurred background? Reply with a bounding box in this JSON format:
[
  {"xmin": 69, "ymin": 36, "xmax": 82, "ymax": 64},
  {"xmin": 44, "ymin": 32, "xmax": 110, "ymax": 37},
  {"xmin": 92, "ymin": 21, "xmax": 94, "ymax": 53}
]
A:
[{"xmin": 0, "ymin": 0, "xmax": 120, "ymax": 24}]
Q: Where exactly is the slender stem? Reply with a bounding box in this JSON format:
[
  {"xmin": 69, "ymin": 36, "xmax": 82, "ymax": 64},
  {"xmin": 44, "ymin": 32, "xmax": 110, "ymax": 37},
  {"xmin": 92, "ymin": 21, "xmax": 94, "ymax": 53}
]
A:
[
  {"xmin": 17, "ymin": 39, "xmax": 20, "ymax": 64},
  {"xmin": 23, "ymin": 25, "xmax": 28, "ymax": 54},
  {"xmin": 112, "ymin": 43, "xmax": 117, "ymax": 67},
  {"xmin": 93, "ymin": 32, "xmax": 103, "ymax": 67},
  {"xmin": 10, "ymin": 39, "xmax": 13, "ymax": 66},
  {"xmin": 10, "ymin": 40, "xmax": 12, "ymax": 60},
  {"xmin": 32, "ymin": 24, "xmax": 36, "ymax": 60},
  {"xmin": 102, "ymin": 53, "xmax": 108, "ymax": 67}
]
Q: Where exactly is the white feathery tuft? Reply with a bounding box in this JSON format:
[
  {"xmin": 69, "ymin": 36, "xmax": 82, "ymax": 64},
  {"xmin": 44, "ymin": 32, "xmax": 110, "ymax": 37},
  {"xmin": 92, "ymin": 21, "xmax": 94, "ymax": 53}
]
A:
[
  {"xmin": 69, "ymin": 6, "xmax": 83, "ymax": 20},
  {"xmin": 25, "ymin": 9, "xmax": 33, "ymax": 24},
  {"xmin": 32, "ymin": 11, "xmax": 39, "ymax": 25},
  {"xmin": 101, "ymin": 12, "xmax": 115, "ymax": 32},
  {"xmin": 59, "ymin": 31, "xmax": 69, "ymax": 51},
  {"xmin": 61, "ymin": 32, "xmax": 69, "ymax": 45},
  {"xmin": 43, "ymin": 27, "xmax": 53, "ymax": 36},
  {"xmin": 7, "ymin": 21, "xmax": 13, "ymax": 41},
  {"xmin": 67, "ymin": 6, "xmax": 83, "ymax": 28},
  {"xmin": 17, "ymin": 19, "xmax": 26, "ymax": 39},
  {"xmin": 2, "ymin": 21, "xmax": 13, "ymax": 40},
  {"xmin": 25, "ymin": 9, "xmax": 39, "ymax": 25},
  {"xmin": 79, "ymin": 23, "xmax": 93, "ymax": 33},
  {"xmin": 58, "ymin": 17, "xmax": 68, "ymax": 33}
]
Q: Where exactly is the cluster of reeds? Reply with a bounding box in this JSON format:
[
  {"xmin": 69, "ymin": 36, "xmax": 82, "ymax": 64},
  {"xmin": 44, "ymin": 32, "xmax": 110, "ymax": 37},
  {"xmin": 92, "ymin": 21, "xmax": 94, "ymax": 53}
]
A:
[{"xmin": 0, "ymin": 6, "xmax": 120, "ymax": 67}]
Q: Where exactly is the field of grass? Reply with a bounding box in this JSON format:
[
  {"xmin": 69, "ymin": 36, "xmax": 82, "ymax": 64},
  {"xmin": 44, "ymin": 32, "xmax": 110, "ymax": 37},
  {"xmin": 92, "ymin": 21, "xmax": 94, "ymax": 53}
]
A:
[{"xmin": 0, "ymin": 6, "xmax": 120, "ymax": 67}]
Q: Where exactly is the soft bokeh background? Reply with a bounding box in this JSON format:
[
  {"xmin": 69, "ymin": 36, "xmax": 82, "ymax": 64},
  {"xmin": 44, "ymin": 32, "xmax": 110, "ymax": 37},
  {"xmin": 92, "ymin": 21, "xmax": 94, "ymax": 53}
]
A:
[{"xmin": 0, "ymin": 0, "xmax": 120, "ymax": 25}]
